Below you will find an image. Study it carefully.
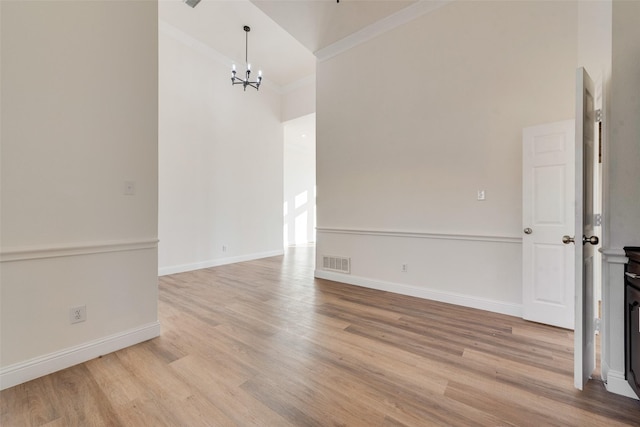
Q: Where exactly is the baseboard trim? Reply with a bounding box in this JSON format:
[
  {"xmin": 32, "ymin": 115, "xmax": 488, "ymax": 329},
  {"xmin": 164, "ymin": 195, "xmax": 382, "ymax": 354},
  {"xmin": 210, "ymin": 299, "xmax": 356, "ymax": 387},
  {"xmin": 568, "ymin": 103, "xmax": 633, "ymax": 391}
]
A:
[
  {"xmin": 604, "ymin": 369, "xmax": 639, "ymax": 400},
  {"xmin": 159, "ymin": 249, "xmax": 285, "ymax": 276},
  {"xmin": 314, "ymin": 270, "xmax": 522, "ymax": 318},
  {"xmin": 0, "ymin": 321, "xmax": 161, "ymax": 391}
]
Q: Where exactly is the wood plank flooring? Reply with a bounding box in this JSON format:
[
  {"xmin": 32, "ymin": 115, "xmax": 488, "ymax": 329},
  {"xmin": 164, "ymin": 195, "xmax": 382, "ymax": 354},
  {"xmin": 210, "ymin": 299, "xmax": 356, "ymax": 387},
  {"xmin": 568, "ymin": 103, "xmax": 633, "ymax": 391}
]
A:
[{"xmin": 2, "ymin": 245, "xmax": 639, "ymax": 426}]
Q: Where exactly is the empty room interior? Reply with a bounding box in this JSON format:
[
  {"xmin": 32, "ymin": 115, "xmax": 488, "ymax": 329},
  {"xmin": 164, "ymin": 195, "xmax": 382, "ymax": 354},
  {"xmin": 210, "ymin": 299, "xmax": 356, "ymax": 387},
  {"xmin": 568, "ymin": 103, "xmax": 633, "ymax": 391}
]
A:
[{"xmin": 1, "ymin": 0, "xmax": 640, "ymax": 425}]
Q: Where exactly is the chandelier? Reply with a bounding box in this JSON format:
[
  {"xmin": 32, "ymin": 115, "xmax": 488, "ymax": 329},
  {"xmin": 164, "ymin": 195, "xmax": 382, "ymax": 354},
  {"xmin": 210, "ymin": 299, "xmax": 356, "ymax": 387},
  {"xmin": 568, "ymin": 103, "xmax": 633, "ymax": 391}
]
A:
[{"xmin": 231, "ymin": 26, "xmax": 262, "ymax": 91}]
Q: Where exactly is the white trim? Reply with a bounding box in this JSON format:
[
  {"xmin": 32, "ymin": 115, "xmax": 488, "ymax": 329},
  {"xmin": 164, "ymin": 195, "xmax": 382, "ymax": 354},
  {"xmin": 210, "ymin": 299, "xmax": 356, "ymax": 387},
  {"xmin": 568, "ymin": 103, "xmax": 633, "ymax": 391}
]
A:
[
  {"xmin": 0, "ymin": 322, "xmax": 161, "ymax": 391},
  {"xmin": 314, "ymin": 269, "xmax": 522, "ymax": 318},
  {"xmin": 0, "ymin": 239, "xmax": 158, "ymax": 262},
  {"xmin": 315, "ymin": 0, "xmax": 453, "ymax": 62},
  {"xmin": 604, "ymin": 368, "xmax": 639, "ymax": 400},
  {"xmin": 316, "ymin": 227, "xmax": 521, "ymax": 244},
  {"xmin": 159, "ymin": 249, "xmax": 285, "ymax": 276},
  {"xmin": 600, "ymin": 247, "xmax": 628, "ymax": 264}
]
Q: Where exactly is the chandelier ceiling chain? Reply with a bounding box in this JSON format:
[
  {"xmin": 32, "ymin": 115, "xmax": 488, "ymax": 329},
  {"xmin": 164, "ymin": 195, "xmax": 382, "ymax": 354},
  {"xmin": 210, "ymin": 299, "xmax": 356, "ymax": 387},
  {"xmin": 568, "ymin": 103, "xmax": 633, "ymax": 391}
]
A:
[{"xmin": 231, "ymin": 25, "xmax": 262, "ymax": 91}]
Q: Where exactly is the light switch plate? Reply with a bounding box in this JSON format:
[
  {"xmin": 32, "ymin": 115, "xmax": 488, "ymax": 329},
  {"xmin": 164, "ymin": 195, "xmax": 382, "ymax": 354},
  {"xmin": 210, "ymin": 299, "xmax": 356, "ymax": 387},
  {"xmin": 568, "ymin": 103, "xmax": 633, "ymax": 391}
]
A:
[{"xmin": 124, "ymin": 181, "xmax": 136, "ymax": 196}]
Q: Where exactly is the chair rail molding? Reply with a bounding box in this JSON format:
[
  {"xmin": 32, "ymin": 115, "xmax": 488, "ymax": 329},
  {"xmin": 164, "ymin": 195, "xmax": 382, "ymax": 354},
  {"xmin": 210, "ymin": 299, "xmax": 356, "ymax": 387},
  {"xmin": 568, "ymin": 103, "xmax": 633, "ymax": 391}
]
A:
[
  {"xmin": 316, "ymin": 227, "xmax": 522, "ymax": 244},
  {"xmin": 0, "ymin": 238, "xmax": 159, "ymax": 262}
]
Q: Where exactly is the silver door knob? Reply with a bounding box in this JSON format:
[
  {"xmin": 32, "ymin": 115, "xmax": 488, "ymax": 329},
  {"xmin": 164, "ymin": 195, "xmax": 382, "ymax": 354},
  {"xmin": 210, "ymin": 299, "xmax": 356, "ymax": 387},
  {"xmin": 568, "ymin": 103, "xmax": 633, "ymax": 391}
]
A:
[
  {"xmin": 562, "ymin": 235, "xmax": 574, "ymax": 244},
  {"xmin": 583, "ymin": 235, "xmax": 599, "ymax": 245},
  {"xmin": 524, "ymin": 228, "xmax": 532, "ymax": 234}
]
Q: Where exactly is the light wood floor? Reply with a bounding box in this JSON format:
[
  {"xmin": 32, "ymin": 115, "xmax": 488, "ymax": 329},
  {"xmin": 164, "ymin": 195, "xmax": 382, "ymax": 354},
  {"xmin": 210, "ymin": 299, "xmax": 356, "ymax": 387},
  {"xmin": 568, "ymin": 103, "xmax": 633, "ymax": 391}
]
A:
[{"xmin": 2, "ymin": 246, "xmax": 639, "ymax": 426}]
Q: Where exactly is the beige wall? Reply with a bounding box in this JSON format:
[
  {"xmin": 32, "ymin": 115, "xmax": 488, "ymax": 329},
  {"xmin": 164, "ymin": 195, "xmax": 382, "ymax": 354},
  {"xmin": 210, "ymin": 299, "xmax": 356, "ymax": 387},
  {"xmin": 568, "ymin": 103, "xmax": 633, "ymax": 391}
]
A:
[
  {"xmin": 315, "ymin": 1, "xmax": 578, "ymax": 313},
  {"xmin": 600, "ymin": 0, "xmax": 640, "ymax": 398},
  {"xmin": 608, "ymin": 0, "xmax": 640, "ymax": 248},
  {"xmin": 1, "ymin": 1, "xmax": 159, "ymax": 387}
]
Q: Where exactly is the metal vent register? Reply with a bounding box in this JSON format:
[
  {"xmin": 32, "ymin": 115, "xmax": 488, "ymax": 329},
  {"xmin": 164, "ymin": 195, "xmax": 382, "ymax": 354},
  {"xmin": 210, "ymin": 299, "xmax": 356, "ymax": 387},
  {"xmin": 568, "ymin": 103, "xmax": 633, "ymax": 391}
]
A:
[{"xmin": 323, "ymin": 256, "xmax": 351, "ymax": 274}]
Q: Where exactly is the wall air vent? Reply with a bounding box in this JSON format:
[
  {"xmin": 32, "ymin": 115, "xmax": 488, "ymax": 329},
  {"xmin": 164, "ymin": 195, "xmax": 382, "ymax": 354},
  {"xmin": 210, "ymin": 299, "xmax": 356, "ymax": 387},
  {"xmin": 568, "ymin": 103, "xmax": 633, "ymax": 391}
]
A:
[{"xmin": 323, "ymin": 255, "xmax": 351, "ymax": 274}]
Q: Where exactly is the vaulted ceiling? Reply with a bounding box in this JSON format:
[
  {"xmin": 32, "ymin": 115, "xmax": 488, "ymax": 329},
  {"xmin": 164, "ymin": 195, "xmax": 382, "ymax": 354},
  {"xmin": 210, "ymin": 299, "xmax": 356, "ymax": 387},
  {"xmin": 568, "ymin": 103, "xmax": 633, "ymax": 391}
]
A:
[
  {"xmin": 159, "ymin": 0, "xmax": 420, "ymax": 89},
  {"xmin": 250, "ymin": 0, "xmax": 416, "ymax": 53}
]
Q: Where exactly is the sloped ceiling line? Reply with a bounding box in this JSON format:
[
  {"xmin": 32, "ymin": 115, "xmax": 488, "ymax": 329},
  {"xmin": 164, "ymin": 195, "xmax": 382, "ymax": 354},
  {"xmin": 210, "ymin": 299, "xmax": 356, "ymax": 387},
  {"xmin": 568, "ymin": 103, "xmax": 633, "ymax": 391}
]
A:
[
  {"xmin": 160, "ymin": 20, "xmax": 314, "ymax": 95},
  {"xmin": 315, "ymin": 0, "xmax": 453, "ymax": 62}
]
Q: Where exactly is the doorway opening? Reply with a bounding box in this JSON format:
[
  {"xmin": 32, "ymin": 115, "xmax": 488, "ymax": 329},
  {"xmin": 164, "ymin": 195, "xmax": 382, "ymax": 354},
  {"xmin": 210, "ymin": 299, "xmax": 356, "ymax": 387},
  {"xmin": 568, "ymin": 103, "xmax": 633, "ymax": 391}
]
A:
[{"xmin": 283, "ymin": 113, "xmax": 316, "ymax": 247}]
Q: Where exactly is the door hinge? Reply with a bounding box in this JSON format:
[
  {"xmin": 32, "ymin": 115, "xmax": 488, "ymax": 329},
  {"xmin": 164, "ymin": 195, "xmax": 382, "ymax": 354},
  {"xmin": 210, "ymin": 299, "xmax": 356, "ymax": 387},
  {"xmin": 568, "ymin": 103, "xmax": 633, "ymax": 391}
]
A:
[
  {"xmin": 595, "ymin": 317, "xmax": 601, "ymax": 333},
  {"xmin": 594, "ymin": 213, "xmax": 602, "ymax": 227},
  {"xmin": 595, "ymin": 109, "xmax": 603, "ymax": 123}
]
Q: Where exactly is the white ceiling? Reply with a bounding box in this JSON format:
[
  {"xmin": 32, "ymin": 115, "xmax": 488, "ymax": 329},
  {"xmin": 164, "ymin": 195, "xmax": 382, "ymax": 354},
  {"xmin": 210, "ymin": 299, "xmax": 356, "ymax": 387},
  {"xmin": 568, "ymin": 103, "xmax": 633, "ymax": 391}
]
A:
[
  {"xmin": 159, "ymin": 0, "xmax": 419, "ymax": 89},
  {"xmin": 251, "ymin": 0, "xmax": 416, "ymax": 53}
]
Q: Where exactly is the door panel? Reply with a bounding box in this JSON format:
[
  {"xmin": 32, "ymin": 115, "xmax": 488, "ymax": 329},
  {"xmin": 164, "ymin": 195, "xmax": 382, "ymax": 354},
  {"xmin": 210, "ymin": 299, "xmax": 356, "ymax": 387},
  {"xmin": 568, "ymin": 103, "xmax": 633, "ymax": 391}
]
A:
[
  {"xmin": 533, "ymin": 244, "xmax": 568, "ymax": 305},
  {"xmin": 522, "ymin": 120, "xmax": 575, "ymax": 329},
  {"xmin": 534, "ymin": 165, "xmax": 566, "ymax": 223},
  {"xmin": 574, "ymin": 67, "xmax": 597, "ymax": 390}
]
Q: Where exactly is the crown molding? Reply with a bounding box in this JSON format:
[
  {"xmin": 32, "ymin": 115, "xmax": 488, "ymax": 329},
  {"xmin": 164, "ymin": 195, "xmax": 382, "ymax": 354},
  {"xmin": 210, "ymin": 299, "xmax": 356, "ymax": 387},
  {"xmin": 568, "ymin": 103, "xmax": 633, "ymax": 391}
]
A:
[{"xmin": 315, "ymin": 0, "xmax": 453, "ymax": 62}]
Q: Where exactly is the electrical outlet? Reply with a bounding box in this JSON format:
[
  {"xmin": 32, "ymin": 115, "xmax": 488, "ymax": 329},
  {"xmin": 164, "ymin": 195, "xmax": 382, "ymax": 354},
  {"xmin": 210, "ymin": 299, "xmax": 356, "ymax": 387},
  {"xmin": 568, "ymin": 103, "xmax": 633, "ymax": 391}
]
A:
[
  {"xmin": 70, "ymin": 305, "xmax": 86, "ymax": 324},
  {"xmin": 401, "ymin": 264, "xmax": 408, "ymax": 273},
  {"xmin": 222, "ymin": 245, "xmax": 227, "ymax": 252}
]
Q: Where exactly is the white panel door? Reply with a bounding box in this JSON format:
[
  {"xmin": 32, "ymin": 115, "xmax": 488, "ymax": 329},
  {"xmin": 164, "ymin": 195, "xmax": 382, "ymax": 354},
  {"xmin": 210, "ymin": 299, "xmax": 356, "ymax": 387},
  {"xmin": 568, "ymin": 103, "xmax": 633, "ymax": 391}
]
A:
[
  {"xmin": 571, "ymin": 67, "xmax": 598, "ymax": 390},
  {"xmin": 522, "ymin": 120, "xmax": 575, "ymax": 329}
]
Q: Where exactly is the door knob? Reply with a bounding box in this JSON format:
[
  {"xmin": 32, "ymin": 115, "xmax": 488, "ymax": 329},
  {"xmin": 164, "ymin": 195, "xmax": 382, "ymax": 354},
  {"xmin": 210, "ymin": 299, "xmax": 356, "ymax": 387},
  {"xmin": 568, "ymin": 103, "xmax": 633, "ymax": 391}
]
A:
[
  {"xmin": 524, "ymin": 228, "xmax": 532, "ymax": 234},
  {"xmin": 562, "ymin": 235, "xmax": 574, "ymax": 244},
  {"xmin": 583, "ymin": 235, "xmax": 599, "ymax": 245}
]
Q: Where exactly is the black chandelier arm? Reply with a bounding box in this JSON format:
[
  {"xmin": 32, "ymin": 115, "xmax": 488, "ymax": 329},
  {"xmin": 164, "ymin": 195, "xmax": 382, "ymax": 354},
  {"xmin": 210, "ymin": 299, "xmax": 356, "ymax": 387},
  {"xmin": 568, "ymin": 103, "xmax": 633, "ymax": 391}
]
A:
[
  {"xmin": 231, "ymin": 77, "xmax": 261, "ymax": 86},
  {"xmin": 230, "ymin": 25, "xmax": 261, "ymax": 92},
  {"xmin": 231, "ymin": 75, "xmax": 260, "ymax": 83}
]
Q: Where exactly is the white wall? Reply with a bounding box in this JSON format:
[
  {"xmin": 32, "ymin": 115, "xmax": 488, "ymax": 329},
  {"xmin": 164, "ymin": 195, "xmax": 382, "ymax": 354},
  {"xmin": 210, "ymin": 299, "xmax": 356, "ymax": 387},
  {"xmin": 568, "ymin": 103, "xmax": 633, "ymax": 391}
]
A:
[
  {"xmin": 284, "ymin": 114, "xmax": 316, "ymax": 246},
  {"xmin": 600, "ymin": 0, "xmax": 640, "ymax": 398},
  {"xmin": 0, "ymin": 1, "xmax": 159, "ymax": 389},
  {"xmin": 315, "ymin": 0, "xmax": 578, "ymax": 315},
  {"xmin": 282, "ymin": 77, "xmax": 316, "ymax": 123},
  {"xmin": 607, "ymin": 1, "xmax": 640, "ymax": 248},
  {"xmin": 158, "ymin": 24, "xmax": 285, "ymax": 275}
]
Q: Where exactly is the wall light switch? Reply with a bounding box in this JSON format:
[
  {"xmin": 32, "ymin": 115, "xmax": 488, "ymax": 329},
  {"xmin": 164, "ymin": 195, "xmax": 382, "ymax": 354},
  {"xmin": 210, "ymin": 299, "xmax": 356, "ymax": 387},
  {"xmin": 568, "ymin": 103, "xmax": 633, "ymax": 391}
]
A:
[
  {"xmin": 124, "ymin": 181, "xmax": 136, "ymax": 196},
  {"xmin": 477, "ymin": 190, "xmax": 486, "ymax": 201}
]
